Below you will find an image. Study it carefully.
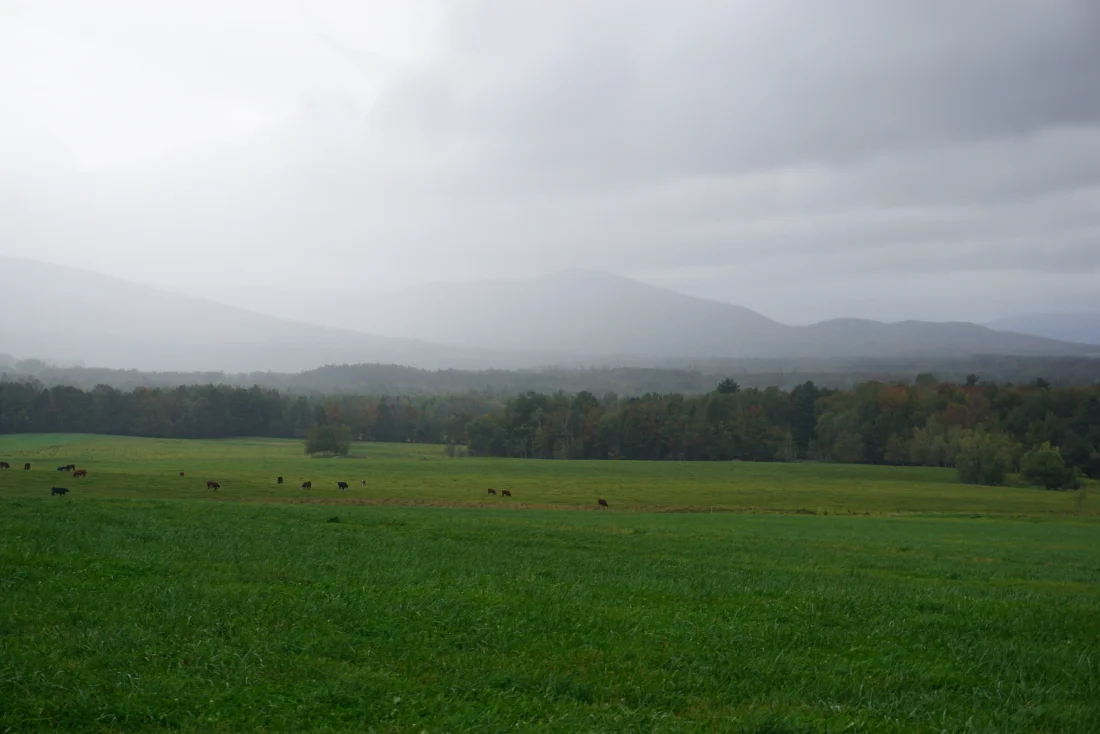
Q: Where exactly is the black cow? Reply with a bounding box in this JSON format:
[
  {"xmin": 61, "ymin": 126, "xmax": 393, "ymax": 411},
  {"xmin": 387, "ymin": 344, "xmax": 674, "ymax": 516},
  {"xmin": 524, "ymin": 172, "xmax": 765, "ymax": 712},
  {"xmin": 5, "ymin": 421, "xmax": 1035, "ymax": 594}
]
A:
[
  {"xmin": 0, "ymin": 461, "xmax": 9, "ymax": 470},
  {"xmin": 57, "ymin": 466, "xmax": 68, "ymax": 472},
  {"xmin": 598, "ymin": 498, "xmax": 609, "ymax": 508},
  {"xmin": 51, "ymin": 487, "xmax": 69, "ymax": 496},
  {"xmin": 277, "ymin": 476, "xmax": 283, "ymax": 484},
  {"xmin": 361, "ymin": 480, "xmax": 365, "ymax": 486},
  {"xmin": 487, "ymin": 488, "xmax": 496, "ymax": 495},
  {"xmin": 502, "ymin": 489, "xmax": 512, "ymax": 497},
  {"xmin": 64, "ymin": 464, "xmax": 76, "ymax": 472},
  {"xmin": 179, "ymin": 472, "xmax": 185, "ymax": 477},
  {"xmin": 301, "ymin": 481, "xmax": 312, "ymax": 490},
  {"xmin": 23, "ymin": 463, "xmax": 31, "ymax": 471},
  {"xmin": 337, "ymin": 481, "xmax": 349, "ymax": 491}
]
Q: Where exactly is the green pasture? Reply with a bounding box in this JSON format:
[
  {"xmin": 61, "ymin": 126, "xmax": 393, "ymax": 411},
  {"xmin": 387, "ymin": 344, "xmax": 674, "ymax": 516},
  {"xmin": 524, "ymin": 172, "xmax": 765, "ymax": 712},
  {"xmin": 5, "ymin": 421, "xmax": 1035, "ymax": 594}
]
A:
[
  {"xmin": 2, "ymin": 434, "xmax": 1098, "ymax": 731},
  {"xmin": 1, "ymin": 499, "xmax": 1098, "ymax": 731},
  {"xmin": 0, "ymin": 433, "xmax": 1092, "ymax": 516}
]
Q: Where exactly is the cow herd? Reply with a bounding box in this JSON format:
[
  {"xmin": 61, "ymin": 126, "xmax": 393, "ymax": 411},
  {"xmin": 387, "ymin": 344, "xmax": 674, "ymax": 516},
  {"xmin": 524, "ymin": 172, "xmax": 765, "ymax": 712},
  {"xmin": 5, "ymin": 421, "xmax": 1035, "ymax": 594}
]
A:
[
  {"xmin": 198, "ymin": 478, "xmax": 356, "ymax": 492},
  {"xmin": 0, "ymin": 460, "xmax": 87, "ymax": 498},
  {"xmin": 0, "ymin": 462, "xmax": 85, "ymax": 474},
  {"xmin": 4, "ymin": 460, "xmax": 611, "ymax": 506}
]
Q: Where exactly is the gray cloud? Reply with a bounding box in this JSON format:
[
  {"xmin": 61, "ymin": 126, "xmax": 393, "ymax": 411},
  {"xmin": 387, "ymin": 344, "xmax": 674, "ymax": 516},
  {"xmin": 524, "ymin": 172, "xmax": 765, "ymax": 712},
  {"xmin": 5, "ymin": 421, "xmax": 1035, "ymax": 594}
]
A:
[
  {"xmin": 372, "ymin": 0, "xmax": 1100, "ymax": 182},
  {"xmin": 1, "ymin": 0, "xmax": 1098, "ymax": 324}
]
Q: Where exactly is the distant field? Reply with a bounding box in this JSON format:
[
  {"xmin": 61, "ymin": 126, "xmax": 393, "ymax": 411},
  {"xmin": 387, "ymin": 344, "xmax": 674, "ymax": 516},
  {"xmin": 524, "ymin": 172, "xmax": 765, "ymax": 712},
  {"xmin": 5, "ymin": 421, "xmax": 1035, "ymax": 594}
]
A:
[{"xmin": 0, "ymin": 433, "xmax": 1092, "ymax": 516}]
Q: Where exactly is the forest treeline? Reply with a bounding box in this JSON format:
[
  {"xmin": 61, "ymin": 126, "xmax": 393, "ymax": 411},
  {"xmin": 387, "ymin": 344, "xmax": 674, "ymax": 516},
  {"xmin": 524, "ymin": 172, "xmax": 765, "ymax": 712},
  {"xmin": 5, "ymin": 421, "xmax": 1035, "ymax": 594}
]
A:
[
  {"xmin": 0, "ymin": 382, "xmax": 495, "ymax": 445},
  {"xmin": 4, "ymin": 355, "xmax": 1100, "ymax": 395},
  {"xmin": 464, "ymin": 379, "xmax": 1100, "ymax": 482},
  {"xmin": 1, "ymin": 377, "xmax": 1098, "ymax": 480}
]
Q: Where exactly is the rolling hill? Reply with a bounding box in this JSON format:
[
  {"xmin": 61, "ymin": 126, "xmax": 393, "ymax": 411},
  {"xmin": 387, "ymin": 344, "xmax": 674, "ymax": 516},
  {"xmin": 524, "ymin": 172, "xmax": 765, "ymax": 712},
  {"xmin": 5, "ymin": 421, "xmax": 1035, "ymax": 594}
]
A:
[
  {"xmin": 183, "ymin": 269, "xmax": 1099, "ymax": 361},
  {"xmin": 0, "ymin": 258, "xmax": 538, "ymax": 372},
  {"xmin": 4, "ymin": 260, "xmax": 1095, "ymax": 373},
  {"xmin": 987, "ymin": 312, "xmax": 1100, "ymax": 347}
]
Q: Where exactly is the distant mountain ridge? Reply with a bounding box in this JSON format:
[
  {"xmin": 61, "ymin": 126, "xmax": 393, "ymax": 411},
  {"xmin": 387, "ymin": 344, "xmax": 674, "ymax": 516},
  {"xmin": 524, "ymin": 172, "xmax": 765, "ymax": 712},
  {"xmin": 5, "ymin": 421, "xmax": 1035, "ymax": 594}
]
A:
[
  {"xmin": 3, "ymin": 258, "xmax": 1094, "ymax": 372},
  {"xmin": 181, "ymin": 268, "xmax": 1098, "ymax": 360},
  {"xmin": 0, "ymin": 257, "xmax": 544, "ymax": 372},
  {"xmin": 987, "ymin": 312, "xmax": 1100, "ymax": 347}
]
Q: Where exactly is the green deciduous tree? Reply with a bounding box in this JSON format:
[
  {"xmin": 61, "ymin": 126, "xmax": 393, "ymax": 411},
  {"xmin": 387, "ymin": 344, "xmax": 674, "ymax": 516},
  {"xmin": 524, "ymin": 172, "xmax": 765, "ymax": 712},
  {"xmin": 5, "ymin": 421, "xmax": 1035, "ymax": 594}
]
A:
[
  {"xmin": 955, "ymin": 429, "xmax": 1017, "ymax": 486},
  {"xmin": 1021, "ymin": 442, "xmax": 1079, "ymax": 490},
  {"xmin": 305, "ymin": 423, "xmax": 351, "ymax": 456}
]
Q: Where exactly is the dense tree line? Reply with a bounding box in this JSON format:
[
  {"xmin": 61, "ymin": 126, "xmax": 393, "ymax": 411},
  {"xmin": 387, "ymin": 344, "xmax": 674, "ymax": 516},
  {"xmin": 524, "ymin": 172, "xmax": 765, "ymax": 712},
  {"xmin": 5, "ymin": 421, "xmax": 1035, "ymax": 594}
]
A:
[
  {"xmin": 0, "ymin": 382, "xmax": 495, "ymax": 444},
  {"xmin": 464, "ymin": 379, "xmax": 1100, "ymax": 481},
  {"xmin": 2, "ymin": 378, "xmax": 1098, "ymax": 483}
]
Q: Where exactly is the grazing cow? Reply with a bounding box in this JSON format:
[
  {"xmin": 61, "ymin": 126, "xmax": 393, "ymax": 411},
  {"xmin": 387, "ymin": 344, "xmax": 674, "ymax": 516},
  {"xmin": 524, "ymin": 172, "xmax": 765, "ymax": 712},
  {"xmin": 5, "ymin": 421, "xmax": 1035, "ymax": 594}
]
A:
[
  {"xmin": 0, "ymin": 461, "xmax": 9, "ymax": 469},
  {"xmin": 23, "ymin": 463, "xmax": 31, "ymax": 471},
  {"xmin": 57, "ymin": 466, "xmax": 68, "ymax": 472},
  {"xmin": 179, "ymin": 472, "xmax": 185, "ymax": 477},
  {"xmin": 598, "ymin": 498, "xmax": 609, "ymax": 508},
  {"xmin": 72, "ymin": 469, "xmax": 87, "ymax": 478},
  {"xmin": 277, "ymin": 476, "xmax": 283, "ymax": 484},
  {"xmin": 51, "ymin": 487, "xmax": 70, "ymax": 496},
  {"xmin": 64, "ymin": 464, "xmax": 76, "ymax": 472},
  {"xmin": 502, "ymin": 489, "xmax": 512, "ymax": 497},
  {"xmin": 206, "ymin": 481, "xmax": 220, "ymax": 490},
  {"xmin": 487, "ymin": 488, "xmax": 496, "ymax": 495},
  {"xmin": 337, "ymin": 481, "xmax": 349, "ymax": 491},
  {"xmin": 301, "ymin": 481, "xmax": 312, "ymax": 490},
  {"xmin": 361, "ymin": 480, "xmax": 365, "ymax": 486}
]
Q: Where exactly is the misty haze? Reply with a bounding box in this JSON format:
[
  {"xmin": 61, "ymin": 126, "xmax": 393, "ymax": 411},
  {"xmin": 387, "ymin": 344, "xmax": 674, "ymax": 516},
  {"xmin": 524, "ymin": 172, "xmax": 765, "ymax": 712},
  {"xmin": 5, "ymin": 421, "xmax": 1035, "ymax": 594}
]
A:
[
  {"xmin": 2, "ymin": 0, "xmax": 1100, "ymax": 362},
  {"xmin": 3, "ymin": 2, "xmax": 1100, "ymax": 731}
]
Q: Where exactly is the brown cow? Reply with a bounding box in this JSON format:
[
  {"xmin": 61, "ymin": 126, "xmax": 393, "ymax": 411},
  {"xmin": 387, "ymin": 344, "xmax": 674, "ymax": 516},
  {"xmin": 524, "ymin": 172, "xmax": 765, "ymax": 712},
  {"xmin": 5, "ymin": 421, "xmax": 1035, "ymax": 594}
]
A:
[
  {"xmin": 179, "ymin": 472, "xmax": 185, "ymax": 477},
  {"xmin": 598, "ymin": 498, "xmax": 608, "ymax": 507},
  {"xmin": 72, "ymin": 469, "xmax": 88, "ymax": 478},
  {"xmin": 23, "ymin": 463, "xmax": 31, "ymax": 471},
  {"xmin": 0, "ymin": 461, "xmax": 9, "ymax": 470},
  {"xmin": 487, "ymin": 488, "xmax": 496, "ymax": 495},
  {"xmin": 501, "ymin": 489, "xmax": 512, "ymax": 497},
  {"xmin": 301, "ymin": 481, "xmax": 312, "ymax": 490},
  {"xmin": 206, "ymin": 481, "xmax": 220, "ymax": 490}
]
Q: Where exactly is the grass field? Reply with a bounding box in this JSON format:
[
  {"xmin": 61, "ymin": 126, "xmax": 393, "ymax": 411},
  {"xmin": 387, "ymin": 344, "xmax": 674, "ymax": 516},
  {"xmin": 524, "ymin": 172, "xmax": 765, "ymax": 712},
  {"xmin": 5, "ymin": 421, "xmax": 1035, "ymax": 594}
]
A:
[
  {"xmin": 0, "ymin": 433, "xmax": 1093, "ymax": 516},
  {"xmin": 2, "ymin": 434, "xmax": 1099, "ymax": 731}
]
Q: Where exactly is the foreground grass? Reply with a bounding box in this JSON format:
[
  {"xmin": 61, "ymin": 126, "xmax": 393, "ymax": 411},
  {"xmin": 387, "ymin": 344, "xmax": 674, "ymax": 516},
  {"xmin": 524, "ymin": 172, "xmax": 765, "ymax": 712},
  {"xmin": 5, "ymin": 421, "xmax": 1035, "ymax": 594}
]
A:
[
  {"xmin": 0, "ymin": 434, "xmax": 1091, "ymax": 516},
  {"xmin": 2, "ymin": 498, "xmax": 1099, "ymax": 732}
]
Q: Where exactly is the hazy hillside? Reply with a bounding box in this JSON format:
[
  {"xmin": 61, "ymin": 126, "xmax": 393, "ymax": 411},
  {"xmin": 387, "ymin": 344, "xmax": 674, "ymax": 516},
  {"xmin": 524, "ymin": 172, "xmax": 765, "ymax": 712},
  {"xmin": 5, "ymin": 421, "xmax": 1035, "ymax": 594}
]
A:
[
  {"xmin": 6, "ymin": 260, "xmax": 1094, "ymax": 373},
  {"xmin": 0, "ymin": 258, "xmax": 539, "ymax": 372},
  {"xmin": 789, "ymin": 318, "xmax": 1097, "ymax": 358},
  {"xmin": 179, "ymin": 270, "xmax": 786, "ymax": 358},
  {"xmin": 987, "ymin": 313, "xmax": 1100, "ymax": 347},
  {"xmin": 7, "ymin": 356, "xmax": 1100, "ymax": 396},
  {"xmin": 186, "ymin": 269, "xmax": 1096, "ymax": 360}
]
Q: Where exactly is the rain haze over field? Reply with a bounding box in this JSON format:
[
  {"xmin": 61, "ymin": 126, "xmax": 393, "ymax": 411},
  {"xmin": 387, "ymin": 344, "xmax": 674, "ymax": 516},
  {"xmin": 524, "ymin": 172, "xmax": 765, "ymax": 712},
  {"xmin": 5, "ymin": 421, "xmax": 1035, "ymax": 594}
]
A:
[{"xmin": 2, "ymin": 0, "xmax": 1100, "ymax": 370}]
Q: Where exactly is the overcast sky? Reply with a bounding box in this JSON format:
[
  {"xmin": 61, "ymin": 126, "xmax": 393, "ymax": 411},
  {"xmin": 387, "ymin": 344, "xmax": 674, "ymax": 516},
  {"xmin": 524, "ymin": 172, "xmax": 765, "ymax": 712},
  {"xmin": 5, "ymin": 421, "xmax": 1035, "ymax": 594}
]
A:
[{"xmin": 2, "ymin": 0, "xmax": 1099, "ymax": 324}]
